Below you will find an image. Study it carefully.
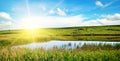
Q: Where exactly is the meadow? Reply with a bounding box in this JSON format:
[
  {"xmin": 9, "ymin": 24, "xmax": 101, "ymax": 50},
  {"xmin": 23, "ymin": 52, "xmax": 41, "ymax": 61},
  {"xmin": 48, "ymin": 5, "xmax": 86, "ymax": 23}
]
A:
[
  {"xmin": 0, "ymin": 25, "xmax": 120, "ymax": 46},
  {"xmin": 0, "ymin": 25, "xmax": 120, "ymax": 61}
]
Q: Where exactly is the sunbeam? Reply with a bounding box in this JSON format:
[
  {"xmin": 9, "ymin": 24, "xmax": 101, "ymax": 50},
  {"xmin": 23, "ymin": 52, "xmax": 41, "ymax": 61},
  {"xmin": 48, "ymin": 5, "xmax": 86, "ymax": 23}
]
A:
[{"xmin": 25, "ymin": 0, "xmax": 31, "ymax": 17}]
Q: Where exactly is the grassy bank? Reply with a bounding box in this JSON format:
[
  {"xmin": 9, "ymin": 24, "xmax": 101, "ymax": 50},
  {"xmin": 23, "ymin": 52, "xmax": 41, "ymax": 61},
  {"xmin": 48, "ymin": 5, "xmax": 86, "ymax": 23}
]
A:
[{"xmin": 0, "ymin": 44, "xmax": 120, "ymax": 61}]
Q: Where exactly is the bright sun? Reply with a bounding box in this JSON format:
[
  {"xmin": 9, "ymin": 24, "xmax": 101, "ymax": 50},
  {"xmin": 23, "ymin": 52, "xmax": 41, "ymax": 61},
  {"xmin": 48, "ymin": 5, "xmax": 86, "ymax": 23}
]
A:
[
  {"xmin": 20, "ymin": 17, "xmax": 41, "ymax": 38},
  {"xmin": 21, "ymin": 17, "xmax": 38, "ymax": 29}
]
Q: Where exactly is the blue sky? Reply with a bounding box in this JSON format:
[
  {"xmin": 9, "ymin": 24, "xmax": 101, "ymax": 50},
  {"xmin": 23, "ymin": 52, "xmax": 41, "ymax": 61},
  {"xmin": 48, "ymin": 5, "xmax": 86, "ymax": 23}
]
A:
[{"xmin": 0, "ymin": 0, "xmax": 120, "ymax": 30}]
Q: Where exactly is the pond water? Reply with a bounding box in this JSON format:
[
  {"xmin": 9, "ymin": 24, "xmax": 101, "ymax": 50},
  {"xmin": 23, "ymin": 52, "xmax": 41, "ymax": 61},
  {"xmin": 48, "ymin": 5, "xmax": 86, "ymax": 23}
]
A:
[{"xmin": 12, "ymin": 40, "xmax": 120, "ymax": 50}]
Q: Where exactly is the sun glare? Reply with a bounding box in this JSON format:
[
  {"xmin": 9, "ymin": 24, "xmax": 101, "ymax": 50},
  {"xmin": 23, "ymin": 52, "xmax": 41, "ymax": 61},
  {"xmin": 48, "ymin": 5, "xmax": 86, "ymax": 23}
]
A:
[
  {"xmin": 19, "ymin": 17, "xmax": 40, "ymax": 38},
  {"xmin": 21, "ymin": 18, "xmax": 38, "ymax": 29}
]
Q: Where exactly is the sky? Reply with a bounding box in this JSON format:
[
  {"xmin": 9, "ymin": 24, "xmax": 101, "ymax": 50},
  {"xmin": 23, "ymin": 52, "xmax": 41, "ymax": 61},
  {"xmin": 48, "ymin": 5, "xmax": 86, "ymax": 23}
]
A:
[{"xmin": 0, "ymin": 0, "xmax": 120, "ymax": 30}]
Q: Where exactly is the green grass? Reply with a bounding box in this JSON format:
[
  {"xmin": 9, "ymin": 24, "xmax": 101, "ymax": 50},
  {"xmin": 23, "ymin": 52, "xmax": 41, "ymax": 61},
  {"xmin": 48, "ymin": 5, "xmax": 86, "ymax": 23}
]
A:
[{"xmin": 0, "ymin": 44, "xmax": 120, "ymax": 61}]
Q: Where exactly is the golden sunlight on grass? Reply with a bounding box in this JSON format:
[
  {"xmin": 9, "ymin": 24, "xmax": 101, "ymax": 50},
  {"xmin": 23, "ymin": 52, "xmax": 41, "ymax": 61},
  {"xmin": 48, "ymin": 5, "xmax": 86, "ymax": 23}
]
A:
[
  {"xmin": 15, "ymin": 29, "xmax": 39, "ymax": 43},
  {"xmin": 20, "ymin": 28, "xmax": 50, "ymax": 39},
  {"xmin": 22, "ymin": 29, "xmax": 39, "ymax": 38},
  {"xmin": 25, "ymin": 29, "xmax": 37, "ymax": 35}
]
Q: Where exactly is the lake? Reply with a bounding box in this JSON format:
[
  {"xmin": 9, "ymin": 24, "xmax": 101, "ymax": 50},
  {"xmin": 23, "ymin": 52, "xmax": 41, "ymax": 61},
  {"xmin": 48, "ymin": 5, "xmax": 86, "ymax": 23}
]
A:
[{"xmin": 12, "ymin": 40, "xmax": 120, "ymax": 50}]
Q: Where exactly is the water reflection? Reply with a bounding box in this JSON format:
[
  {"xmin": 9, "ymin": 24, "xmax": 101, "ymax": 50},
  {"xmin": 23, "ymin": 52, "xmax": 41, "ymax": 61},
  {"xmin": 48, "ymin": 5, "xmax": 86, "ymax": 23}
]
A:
[{"xmin": 12, "ymin": 40, "xmax": 120, "ymax": 49}]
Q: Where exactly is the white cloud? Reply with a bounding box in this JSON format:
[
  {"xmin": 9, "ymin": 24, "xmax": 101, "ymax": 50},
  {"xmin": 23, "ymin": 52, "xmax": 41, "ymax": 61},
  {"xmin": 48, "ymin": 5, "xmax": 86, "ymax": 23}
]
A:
[
  {"xmin": 18, "ymin": 15, "xmax": 84, "ymax": 28},
  {"xmin": 12, "ymin": 13, "xmax": 120, "ymax": 29},
  {"xmin": 0, "ymin": 12, "xmax": 13, "ymax": 30},
  {"xmin": 81, "ymin": 19, "xmax": 120, "ymax": 26},
  {"xmin": 82, "ymin": 13, "xmax": 120, "ymax": 26},
  {"xmin": 1, "ymin": 12, "xmax": 119, "ymax": 30},
  {"xmin": 0, "ymin": 12, "xmax": 12, "ymax": 20},
  {"xmin": 101, "ymin": 13, "xmax": 120, "ymax": 20},
  {"xmin": 0, "ymin": 21, "xmax": 12, "ymax": 30},
  {"xmin": 56, "ymin": 8, "xmax": 67, "ymax": 16},
  {"xmin": 48, "ymin": 8, "xmax": 67, "ymax": 16},
  {"xmin": 95, "ymin": 1, "xmax": 103, "ymax": 7}
]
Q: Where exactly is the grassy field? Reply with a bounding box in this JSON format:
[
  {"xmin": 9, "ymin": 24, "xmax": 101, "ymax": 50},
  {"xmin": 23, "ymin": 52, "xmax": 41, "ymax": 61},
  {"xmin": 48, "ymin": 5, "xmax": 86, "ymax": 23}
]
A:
[
  {"xmin": 0, "ymin": 25, "xmax": 120, "ymax": 61},
  {"xmin": 0, "ymin": 25, "xmax": 120, "ymax": 45}
]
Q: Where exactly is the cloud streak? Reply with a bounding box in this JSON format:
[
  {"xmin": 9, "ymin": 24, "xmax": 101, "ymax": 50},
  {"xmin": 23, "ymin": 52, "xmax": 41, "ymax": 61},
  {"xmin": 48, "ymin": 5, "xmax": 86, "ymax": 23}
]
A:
[
  {"xmin": 95, "ymin": 0, "xmax": 118, "ymax": 8},
  {"xmin": 57, "ymin": 8, "xmax": 66, "ymax": 16}
]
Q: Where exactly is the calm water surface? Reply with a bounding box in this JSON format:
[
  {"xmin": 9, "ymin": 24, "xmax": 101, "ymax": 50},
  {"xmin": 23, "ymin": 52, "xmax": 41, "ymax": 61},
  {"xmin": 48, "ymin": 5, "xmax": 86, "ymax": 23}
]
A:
[{"xmin": 12, "ymin": 40, "xmax": 120, "ymax": 49}]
